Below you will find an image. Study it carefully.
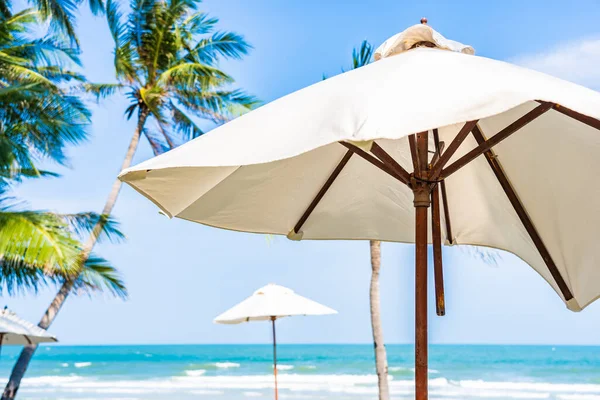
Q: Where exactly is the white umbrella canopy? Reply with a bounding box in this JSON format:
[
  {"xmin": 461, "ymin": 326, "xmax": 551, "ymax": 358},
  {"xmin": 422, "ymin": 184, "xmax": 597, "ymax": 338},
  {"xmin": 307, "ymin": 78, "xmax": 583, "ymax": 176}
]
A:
[
  {"xmin": 121, "ymin": 20, "xmax": 600, "ymax": 400},
  {"xmin": 120, "ymin": 23, "xmax": 600, "ymax": 312},
  {"xmin": 214, "ymin": 283, "xmax": 337, "ymax": 324},
  {"xmin": 0, "ymin": 308, "xmax": 57, "ymax": 346}
]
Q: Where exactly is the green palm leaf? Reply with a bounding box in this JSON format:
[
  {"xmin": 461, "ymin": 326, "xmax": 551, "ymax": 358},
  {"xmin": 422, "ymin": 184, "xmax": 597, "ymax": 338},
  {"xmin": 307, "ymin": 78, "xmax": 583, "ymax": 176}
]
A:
[
  {"xmin": 73, "ymin": 254, "xmax": 127, "ymax": 299},
  {"xmin": 0, "ymin": 200, "xmax": 81, "ymax": 275}
]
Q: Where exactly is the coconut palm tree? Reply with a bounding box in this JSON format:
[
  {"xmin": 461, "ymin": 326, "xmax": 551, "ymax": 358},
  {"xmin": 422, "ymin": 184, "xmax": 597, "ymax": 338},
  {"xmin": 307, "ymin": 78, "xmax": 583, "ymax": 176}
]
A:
[
  {"xmin": 3, "ymin": 0, "xmax": 257, "ymax": 395},
  {"xmin": 351, "ymin": 40, "xmax": 390, "ymax": 400}
]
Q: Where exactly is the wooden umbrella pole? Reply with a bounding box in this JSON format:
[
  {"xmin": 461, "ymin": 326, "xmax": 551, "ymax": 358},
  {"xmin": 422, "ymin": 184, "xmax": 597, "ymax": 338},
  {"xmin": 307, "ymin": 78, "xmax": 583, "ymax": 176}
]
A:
[
  {"xmin": 414, "ymin": 204, "xmax": 429, "ymax": 400},
  {"xmin": 271, "ymin": 317, "xmax": 278, "ymax": 400},
  {"xmin": 413, "ymin": 131, "xmax": 431, "ymax": 400}
]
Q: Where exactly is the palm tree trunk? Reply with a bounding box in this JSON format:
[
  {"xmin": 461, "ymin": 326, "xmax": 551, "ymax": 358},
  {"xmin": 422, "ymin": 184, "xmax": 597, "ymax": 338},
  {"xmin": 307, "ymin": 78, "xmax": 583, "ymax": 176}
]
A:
[
  {"xmin": 1, "ymin": 109, "xmax": 150, "ymax": 400},
  {"xmin": 370, "ymin": 240, "xmax": 390, "ymax": 400}
]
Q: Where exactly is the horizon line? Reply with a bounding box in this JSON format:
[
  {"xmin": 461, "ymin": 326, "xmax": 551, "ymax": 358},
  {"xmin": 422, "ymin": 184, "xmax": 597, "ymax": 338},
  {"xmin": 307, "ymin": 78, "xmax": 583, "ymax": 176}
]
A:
[{"xmin": 36, "ymin": 342, "xmax": 600, "ymax": 347}]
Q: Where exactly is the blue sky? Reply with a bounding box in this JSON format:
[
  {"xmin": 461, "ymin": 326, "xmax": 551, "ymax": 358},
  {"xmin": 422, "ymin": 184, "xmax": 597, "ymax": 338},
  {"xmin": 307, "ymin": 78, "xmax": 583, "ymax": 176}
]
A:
[{"xmin": 7, "ymin": 0, "xmax": 600, "ymax": 345}]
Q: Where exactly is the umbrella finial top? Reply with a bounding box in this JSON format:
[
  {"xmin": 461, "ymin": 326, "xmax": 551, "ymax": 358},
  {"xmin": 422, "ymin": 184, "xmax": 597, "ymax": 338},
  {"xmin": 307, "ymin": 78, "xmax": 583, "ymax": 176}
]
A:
[{"xmin": 374, "ymin": 21, "xmax": 474, "ymax": 60}]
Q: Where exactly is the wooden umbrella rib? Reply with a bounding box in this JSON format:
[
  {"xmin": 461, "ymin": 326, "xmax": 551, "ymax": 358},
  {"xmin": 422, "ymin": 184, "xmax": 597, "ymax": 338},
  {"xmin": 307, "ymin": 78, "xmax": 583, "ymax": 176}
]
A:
[
  {"xmin": 429, "ymin": 120, "xmax": 479, "ymax": 180},
  {"xmin": 416, "ymin": 131, "xmax": 429, "ymax": 174},
  {"xmin": 551, "ymin": 103, "xmax": 600, "ymax": 131},
  {"xmin": 292, "ymin": 149, "xmax": 353, "ymax": 234},
  {"xmin": 339, "ymin": 142, "xmax": 410, "ymax": 186},
  {"xmin": 370, "ymin": 142, "xmax": 411, "ymax": 184},
  {"xmin": 441, "ymin": 102, "xmax": 553, "ymax": 178},
  {"xmin": 429, "ymin": 141, "xmax": 445, "ymax": 167},
  {"xmin": 432, "ymin": 129, "xmax": 453, "ymax": 244},
  {"xmin": 408, "ymin": 134, "xmax": 420, "ymax": 178},
  {"xmin": 431, "ymin": 185, "xmax": 445, "ymax": 316},
  {"xmin": 439, "ymin": 181, "xmax": 453, "ymax": 244},
  {"xmin": 471, "ymin": 124, "xmax": 574, "ymax": 302}
]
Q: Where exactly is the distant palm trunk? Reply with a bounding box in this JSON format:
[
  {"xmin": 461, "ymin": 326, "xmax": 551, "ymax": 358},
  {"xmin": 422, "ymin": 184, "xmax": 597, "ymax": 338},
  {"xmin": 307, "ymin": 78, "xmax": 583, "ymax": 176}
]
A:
[
  {"xmin": 370, "ymin": 240, "xmax": 390, "ymax": 400},
  {"xmin": 2, "ymin": 110, "xmax": 150, "ymax": 400}
]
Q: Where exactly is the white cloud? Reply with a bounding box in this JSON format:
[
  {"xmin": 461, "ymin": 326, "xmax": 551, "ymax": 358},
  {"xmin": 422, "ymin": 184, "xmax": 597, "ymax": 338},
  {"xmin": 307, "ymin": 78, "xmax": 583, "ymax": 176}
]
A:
[{"xmin": 512, "ymin": 38, "xmax": 600, "ymax": 89}]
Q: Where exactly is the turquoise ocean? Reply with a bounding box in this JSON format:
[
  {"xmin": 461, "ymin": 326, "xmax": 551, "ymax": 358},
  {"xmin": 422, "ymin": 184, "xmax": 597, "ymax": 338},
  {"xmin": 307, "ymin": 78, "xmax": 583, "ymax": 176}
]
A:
[{"xmin": 1, "ymin": 344, "xmax": 599, "ymax": 399}]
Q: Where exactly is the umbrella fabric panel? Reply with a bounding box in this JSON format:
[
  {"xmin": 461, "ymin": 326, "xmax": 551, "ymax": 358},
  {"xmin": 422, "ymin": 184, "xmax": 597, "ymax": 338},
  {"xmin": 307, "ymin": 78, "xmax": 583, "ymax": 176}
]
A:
[
  {"xmin": 438, "ymin": 103, "xmax": 600, "ymax": 310},
  {"xmin": 120, "ymin": 48, "xmax": 600, "ymax": 176},
  {"xmin": 489, "ymin": 106, "xmax": 600, "ymax": 310},
  {"xmin": 178, "ymin": 143, "xmax": 416, "ymax": 241},
  {"xmin": 178, "ymin": 144, "xmax": 352, "ymax": 235},
  {"xmin": 0, "ymin": 334, "xmax": 53, "ymax": 346}
]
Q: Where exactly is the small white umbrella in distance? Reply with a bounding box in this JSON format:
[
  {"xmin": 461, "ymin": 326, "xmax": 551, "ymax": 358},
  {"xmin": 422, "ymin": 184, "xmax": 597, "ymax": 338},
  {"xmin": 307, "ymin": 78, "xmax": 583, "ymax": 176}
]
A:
[
  {"xmin": 214, "ymin": 283, "xmax": 337, "ymax": 324},
  {"xmin": 214, "ymin": 284, "xmax": 336, "ymax": 400},
  {"xmin": 0, "ymin": 308, "xmax": 57, "ymax": 350}
]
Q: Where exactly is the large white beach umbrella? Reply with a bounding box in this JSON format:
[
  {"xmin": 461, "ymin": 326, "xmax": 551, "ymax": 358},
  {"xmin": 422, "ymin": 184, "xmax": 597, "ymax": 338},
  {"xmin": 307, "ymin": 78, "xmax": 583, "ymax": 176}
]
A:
[
  {"xmin": 0, "ymin": 308, "xmax": 57, "ymax": 351},
  {"xmin": 120, "ymin": 19, "xmax": 600, "ymax": 399},
  {"xmin": 214, "ymin": 284, "xmax": 336, "ymax": 400}
]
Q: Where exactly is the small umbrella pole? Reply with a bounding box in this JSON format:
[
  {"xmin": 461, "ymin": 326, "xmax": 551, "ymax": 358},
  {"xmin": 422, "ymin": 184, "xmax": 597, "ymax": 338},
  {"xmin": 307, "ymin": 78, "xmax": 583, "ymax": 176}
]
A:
[{"xmin": 271, "ymin": 317, "xmax": 278, "ymax": 400}]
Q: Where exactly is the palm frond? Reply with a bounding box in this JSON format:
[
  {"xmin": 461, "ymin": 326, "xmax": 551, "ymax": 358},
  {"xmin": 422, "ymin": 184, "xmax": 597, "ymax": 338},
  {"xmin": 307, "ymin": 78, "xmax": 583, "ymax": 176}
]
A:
[
  {"xmin": 87, "ymin": 0, "xmax": 104, "ymax": 15},
  {"xmin": 60, "ymin": 212, "xmax": 125, "ymax": 243},
  {"xmin": 33, "ymin": 0, "xmax": 80, "ymax": 46},
  {"xmin": 82, "ymin": 82, "xmax": 124, "ymax": 100},
  {"xmin": 0, "ymin": 200, "xmax": 81, "ymax": 275},
  {"xmin": 352, "ymin": 40, "xmax": 374, "ymax": 69},
  {"xmin": 143, "ymin": 126, "xmax": 171, "ymax": 155},
  {"xmin": 176, "ymin": 88, "xmax": 259, "ymax": 123},
  {"xmin": 460, "ymin": 245, "xmax": 502, "ymax": 266},
  {"xmin": 0, "ymin": 259, "xmax": 55, "ymax": 295},
  {"xmin": 157, "ymin": 62, "xmax": 231, "ymax": 88},
  {"xmin": 179, "ymin": 11, "xmax": 216, "ymax": 36},
  {"xmin": 74, "ymin": 254, "xmax": 127, "ymax": 299},
  {"xmin": 169, "ymin": 101, "xmax": 203, "ymax": 141},
  {"xmin": 0, "ymin": 166, "xmax": 59, "ymax": 187},
  {"xmin": 107, "ymin": 0, "xmax": 137, "ymax": 82},
  {"xmin": 186, "ymin": 31, "xmax": 250, "ymax": 65}
]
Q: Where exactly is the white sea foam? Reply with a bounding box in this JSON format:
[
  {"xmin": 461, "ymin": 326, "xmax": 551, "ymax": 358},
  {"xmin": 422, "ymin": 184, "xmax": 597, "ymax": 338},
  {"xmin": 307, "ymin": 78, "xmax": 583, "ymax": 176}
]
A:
[
  {"xmin": 22, "ymin": 375, "xmax": 83, "ymax": 386},
  {"xmin": 389, "ymin": 366, "xmax": 440, "ymax": 374},
  {"xmin": 189, "ymin": 390, "xmax": 224, "ymax": 395},
  {"xmin": 185, "ymin": 369, "xmax": 207, "ymax": 377},
  {"xmin": 458, "ymin": 380, "xmax": 600, "ymax": 393},
  {"xmin": 243, "ymin": 392, "xmax": 263, "ymax": 397},
  {"xmin": 61, "ymin": 363, "xmax": 69, "ymax": 367},
  {"xmin": 13, "ymin": 373, "xmax": 600, "ymax": 399},
  {"xmin": 74, "ymin": 362, "xmax": 92, "ymax": 368},
  {"xmin": 215, "ymin": 362, "xmax": 240, "ymax": 368},
  {"xmin": 276, "ymin": 365, "xmax": 294, "ymax": 371}
]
